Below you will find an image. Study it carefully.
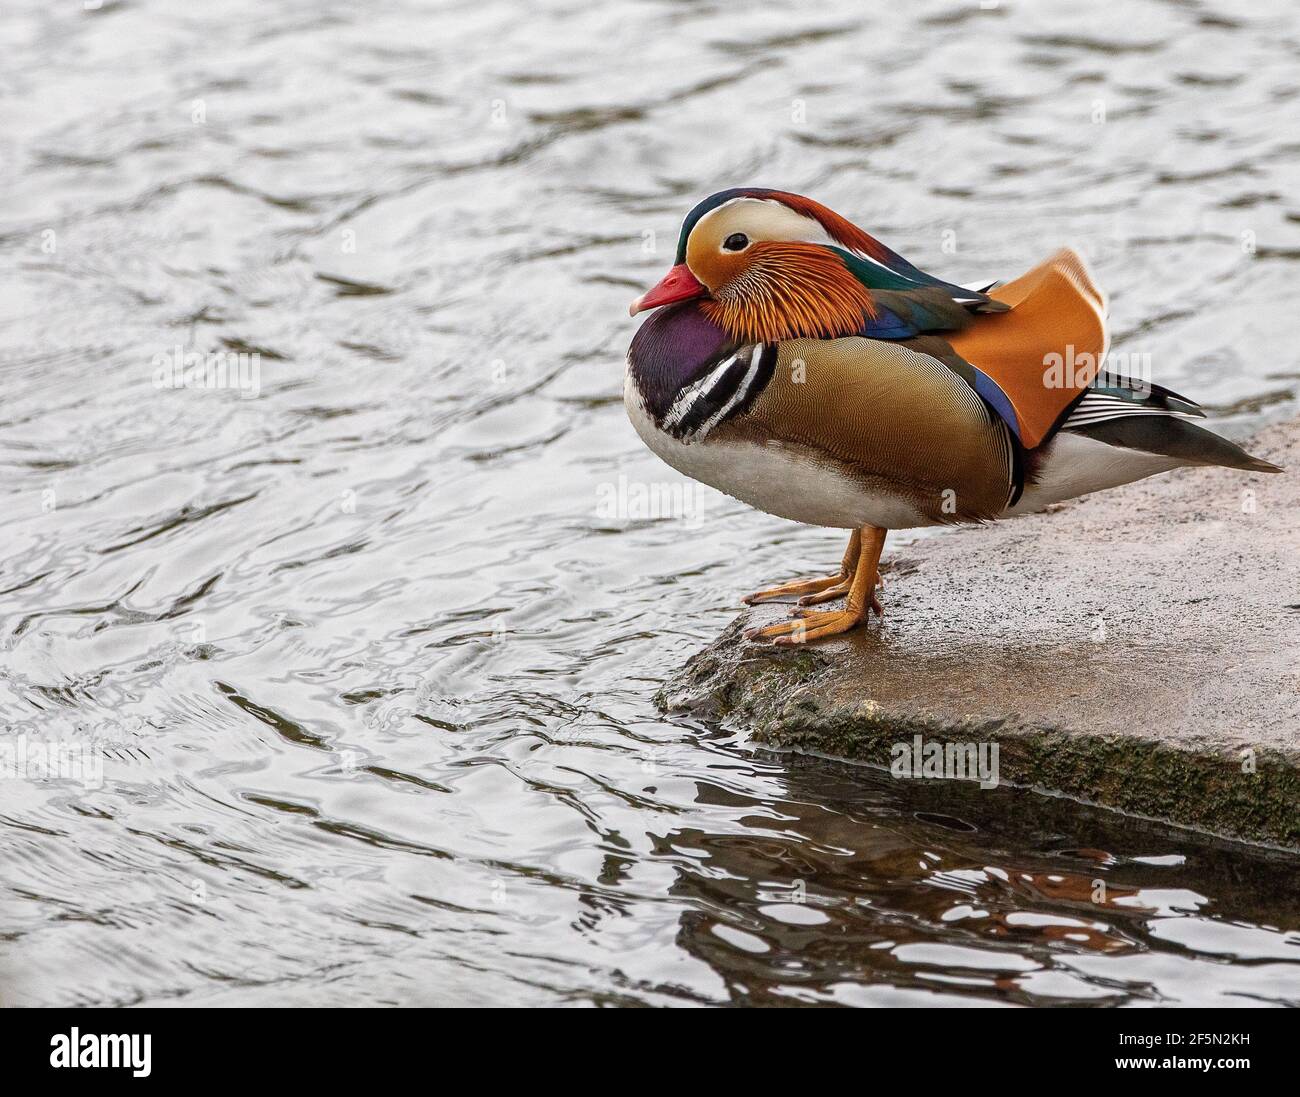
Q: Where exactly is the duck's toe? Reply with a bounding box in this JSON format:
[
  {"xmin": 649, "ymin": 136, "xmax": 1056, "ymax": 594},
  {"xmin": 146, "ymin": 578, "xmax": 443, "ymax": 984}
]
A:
[
  {"xmin": 745, "ymin": 607, "xmax": 868, "ymax": 645},
  {"xmin": 743, "ymin": 572, "xmax": 845, "ymax": 605}
]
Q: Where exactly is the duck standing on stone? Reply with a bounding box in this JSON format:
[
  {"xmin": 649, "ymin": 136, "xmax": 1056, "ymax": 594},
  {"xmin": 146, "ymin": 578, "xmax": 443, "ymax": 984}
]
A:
[{"xmin": 624, "ymin": 188, "xmax": 1280, "ymax": 644}]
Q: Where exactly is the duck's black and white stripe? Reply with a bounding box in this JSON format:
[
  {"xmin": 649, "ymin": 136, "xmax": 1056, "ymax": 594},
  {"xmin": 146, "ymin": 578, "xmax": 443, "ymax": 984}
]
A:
[
  {"xmin": 1061, "ymin": 381, "xmax": 1204, "ymax": 431},
  {"xmin": 660, "ymin": 343, "xmax": 777, "ymax": 441}
]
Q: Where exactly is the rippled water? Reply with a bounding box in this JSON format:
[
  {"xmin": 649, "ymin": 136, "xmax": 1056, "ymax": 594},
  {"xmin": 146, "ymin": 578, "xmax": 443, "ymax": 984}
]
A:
[{"xmin": 2, "ymin": 0, "xmax": 1299, "ymax": 1006}]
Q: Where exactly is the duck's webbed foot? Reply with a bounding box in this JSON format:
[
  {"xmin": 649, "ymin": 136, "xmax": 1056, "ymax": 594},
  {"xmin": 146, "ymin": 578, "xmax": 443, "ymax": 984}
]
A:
[
  {"xmin": 745, "ymin": 526, "xmax": 887, "ymax": 646},
  {"xmin": 741, "ymin": 529, "xmax": 861, "ymax": 606}
]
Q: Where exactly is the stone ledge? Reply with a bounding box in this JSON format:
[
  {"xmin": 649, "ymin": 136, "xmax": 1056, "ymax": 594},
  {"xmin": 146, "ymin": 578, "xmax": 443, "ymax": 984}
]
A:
[{"xmin": 658, "ymin": 416, "xmax": 1300, "ymax": 850}]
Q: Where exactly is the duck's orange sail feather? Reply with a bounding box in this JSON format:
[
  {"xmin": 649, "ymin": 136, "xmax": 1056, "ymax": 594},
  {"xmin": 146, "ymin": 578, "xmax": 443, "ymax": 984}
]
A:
[{"xmin": 948, "ymin": 248, "xmax": 1108, "ymax": 449}]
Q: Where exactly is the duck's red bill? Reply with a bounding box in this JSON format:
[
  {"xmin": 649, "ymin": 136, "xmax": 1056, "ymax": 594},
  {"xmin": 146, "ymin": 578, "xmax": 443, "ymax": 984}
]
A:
[{"xmin": 629, "ymin": 263, "xmax": 706, "ymax": 316}]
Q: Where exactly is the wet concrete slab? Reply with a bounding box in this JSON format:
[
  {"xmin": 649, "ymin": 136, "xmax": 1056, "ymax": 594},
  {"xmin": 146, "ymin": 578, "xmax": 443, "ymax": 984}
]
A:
[{"xmin": 659, "ymin": 417, "xmax": 1300, "ymax": 850}]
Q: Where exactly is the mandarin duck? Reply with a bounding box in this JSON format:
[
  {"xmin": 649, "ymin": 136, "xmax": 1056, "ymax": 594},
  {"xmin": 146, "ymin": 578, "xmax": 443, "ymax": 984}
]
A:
[{"xmin": 625, "ymin": 188, "xmax": 1281, "ymax": 645}]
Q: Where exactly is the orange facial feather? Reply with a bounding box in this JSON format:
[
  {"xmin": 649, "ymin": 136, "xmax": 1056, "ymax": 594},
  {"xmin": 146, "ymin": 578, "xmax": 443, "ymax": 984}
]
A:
[{"xmin": 700, "ymin": 242, "xmax": 876, "ymax": 344}]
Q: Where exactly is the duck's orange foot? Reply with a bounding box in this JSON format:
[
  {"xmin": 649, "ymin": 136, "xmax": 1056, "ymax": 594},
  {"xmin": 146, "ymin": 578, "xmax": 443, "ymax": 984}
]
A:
[
  {"xmin": 742, "ymin": 572, "xmax": 844, "ymax": 605},
  {"xmin": 797, "ymin": 572, "xmax": 884, "ymax": 607},
  {"xmin": 744, "ymin": 525, "xmax": 888, "ymax": 646},
  {"xmin": 744, "ymin": 605, "xmax": 874, "ymax": 646},
  {"xmin": 743, "ymin": 529, "xmax": 863, "ymax": 606}
]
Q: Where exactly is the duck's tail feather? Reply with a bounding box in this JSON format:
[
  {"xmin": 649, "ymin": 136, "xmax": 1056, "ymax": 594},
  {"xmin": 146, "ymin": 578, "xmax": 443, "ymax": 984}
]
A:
[
  {"xmin": 1059, "ymin": 379, "xmax": 1281, "ymax": 472},
  {"xmin": 1067, "ymin": 415, "xmax": 1282, "ymax": 473}
]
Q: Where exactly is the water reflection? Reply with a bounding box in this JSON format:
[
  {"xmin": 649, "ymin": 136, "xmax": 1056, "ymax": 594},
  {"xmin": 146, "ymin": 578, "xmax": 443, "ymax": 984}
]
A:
[{"xmin": 662, "ymin": 760, "xmax": 1300, "ymax": 1006}]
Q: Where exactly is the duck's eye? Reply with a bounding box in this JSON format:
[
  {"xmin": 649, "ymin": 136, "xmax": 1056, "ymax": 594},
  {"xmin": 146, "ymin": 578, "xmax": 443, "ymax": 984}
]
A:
[{"xmin": 722, "ymin": 232, "xmax": 749, "ymax": 252}]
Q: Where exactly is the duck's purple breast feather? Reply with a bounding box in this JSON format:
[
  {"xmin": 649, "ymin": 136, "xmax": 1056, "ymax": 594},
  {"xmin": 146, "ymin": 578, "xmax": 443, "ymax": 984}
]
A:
[{"xmin": 627, "ymin": 303, "xmax": 736, "ymax": 419}]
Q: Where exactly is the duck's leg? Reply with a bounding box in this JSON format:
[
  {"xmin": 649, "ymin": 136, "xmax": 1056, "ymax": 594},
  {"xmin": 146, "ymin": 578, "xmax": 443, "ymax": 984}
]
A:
[
  {"xmin": 746, "ymin": 526, "xmax": 887, "ymax": 645},
  {"xmin": 797, "ymin": 566, "xmax": 884, "ymax": 607},
  {"xmin": 742, "ymin": 529, "xmax": 861, "ymax": 605}
]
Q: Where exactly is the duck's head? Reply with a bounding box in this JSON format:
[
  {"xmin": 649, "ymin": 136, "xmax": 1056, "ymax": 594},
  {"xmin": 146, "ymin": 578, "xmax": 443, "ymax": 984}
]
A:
[{"xmin": 629, "ymin": 188, "xmax": 891, "ymax": 344}]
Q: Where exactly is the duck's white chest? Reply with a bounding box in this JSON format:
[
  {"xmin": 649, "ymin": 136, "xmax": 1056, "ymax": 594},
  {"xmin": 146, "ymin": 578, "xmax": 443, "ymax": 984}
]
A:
[{"xmin": 622, "ymin": 374, "xmax": 927, "ymax": 530}]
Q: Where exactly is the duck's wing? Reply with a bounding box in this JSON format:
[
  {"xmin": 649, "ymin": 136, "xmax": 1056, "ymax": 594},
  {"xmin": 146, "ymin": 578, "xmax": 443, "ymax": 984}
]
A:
[{"xmin": 836, "ymin": 248, "xmax": 1009, "ymax": 341}]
